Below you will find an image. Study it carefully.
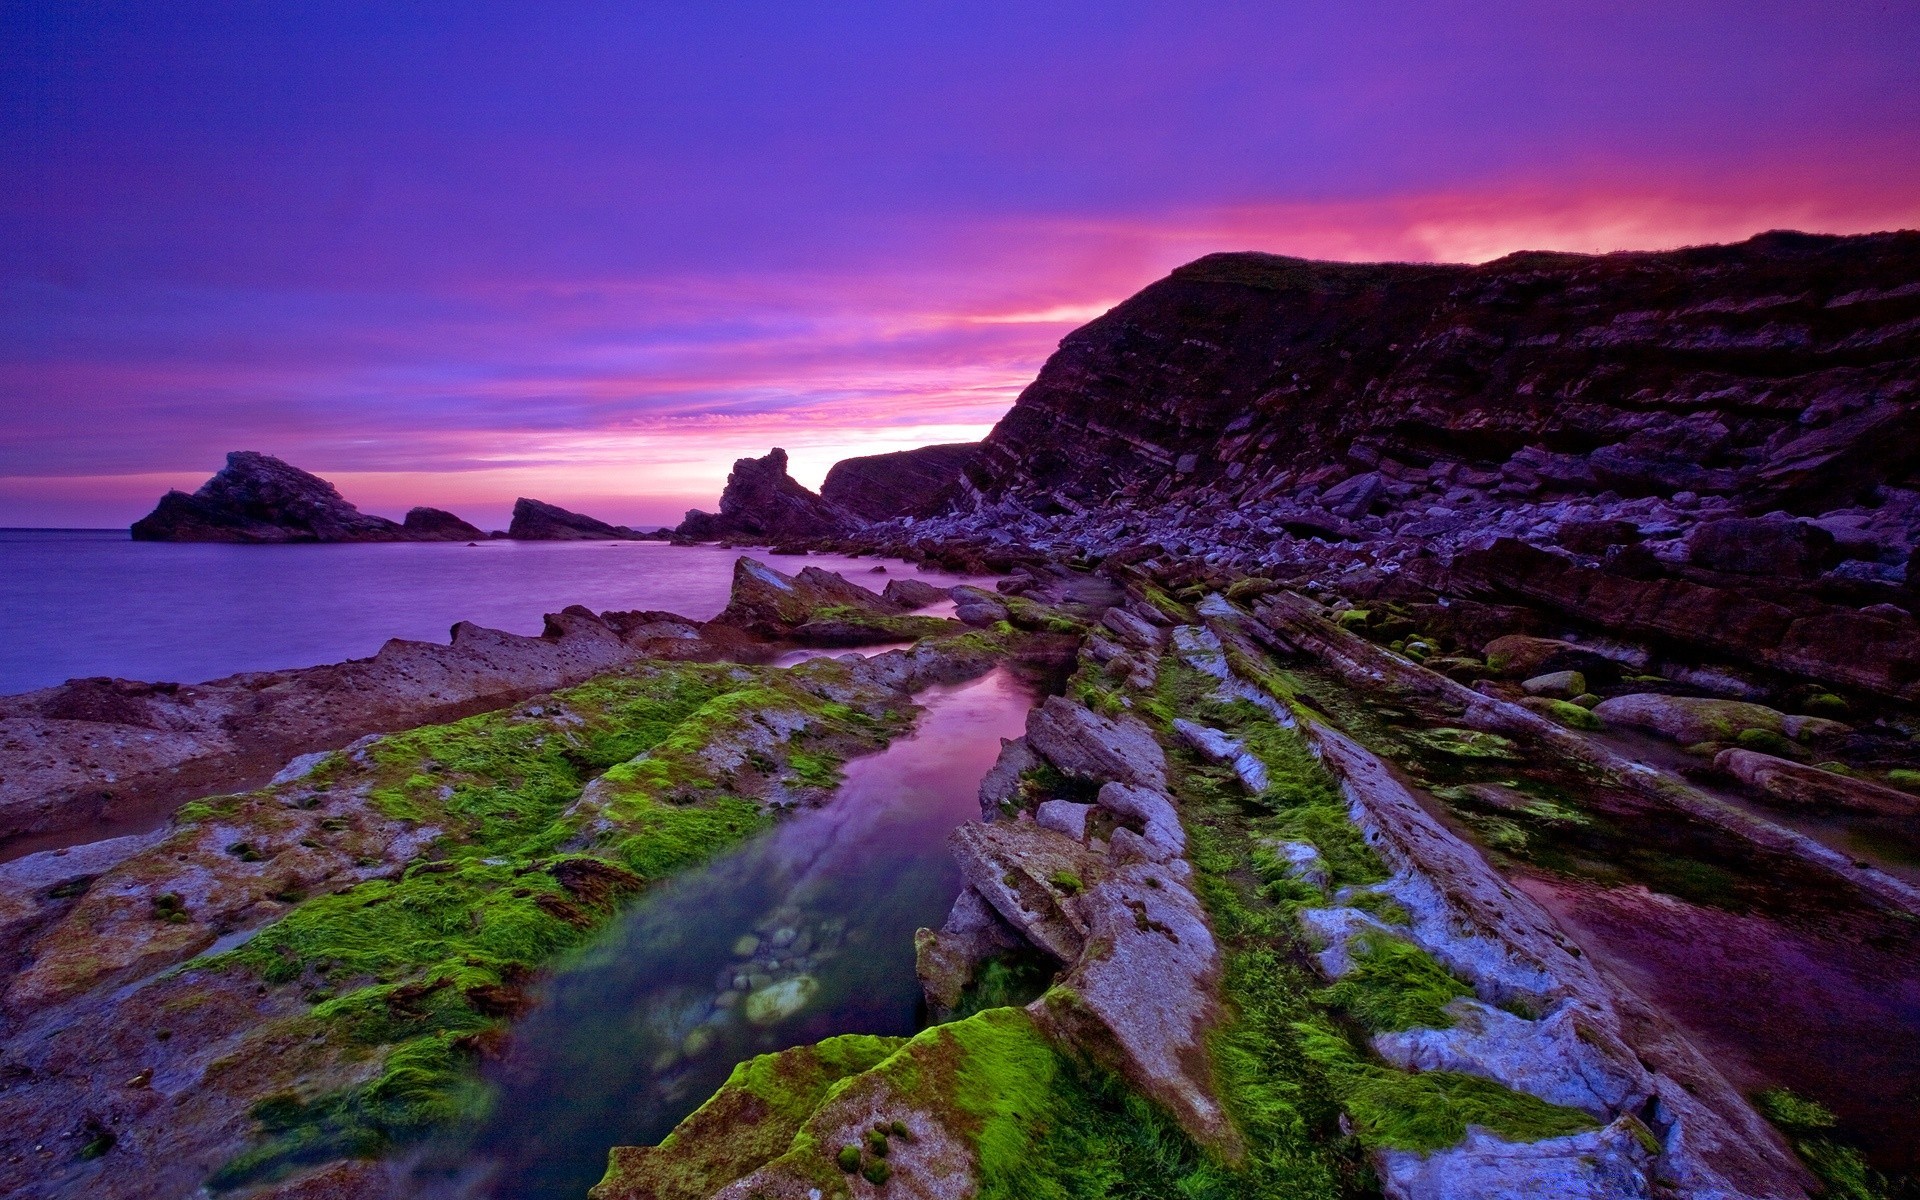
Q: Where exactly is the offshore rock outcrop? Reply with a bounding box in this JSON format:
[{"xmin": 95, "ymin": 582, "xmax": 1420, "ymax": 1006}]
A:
[
  {"xmin": 675, "ymin": 448, "xmax": 865, "ymax": 543},
  {"xmin": 507, "ymin": 497, "xmax": 643, "ymax": 540},
  {"xmin": 130, "ymin": 451, "xmax": 477, "ymax": 543},
  {"xmin": 820, "ymin": 441, "xmax": 979, "ymax": 520}
]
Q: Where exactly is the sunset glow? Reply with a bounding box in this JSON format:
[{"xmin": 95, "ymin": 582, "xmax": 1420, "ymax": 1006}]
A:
[{"xmin": 5, "ymin": 2, "xmax": 1917, "ymax": 527}]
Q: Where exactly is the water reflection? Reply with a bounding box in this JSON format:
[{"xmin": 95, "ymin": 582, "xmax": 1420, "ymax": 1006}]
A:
[{"xmin": 410, "ymin": 667, "xmax": 1034, "ymax": 1200}]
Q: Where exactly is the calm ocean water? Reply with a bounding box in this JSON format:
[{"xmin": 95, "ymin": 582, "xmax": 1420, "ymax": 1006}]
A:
[{"xmin": 0, "ymin": 530, "xmax": 990, "ymax": 696}]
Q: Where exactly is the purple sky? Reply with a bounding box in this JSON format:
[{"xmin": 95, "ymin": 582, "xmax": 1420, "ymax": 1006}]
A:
[{"xmin": 5, "ymin": 2, "xmax": 1919, "ymax": 528}]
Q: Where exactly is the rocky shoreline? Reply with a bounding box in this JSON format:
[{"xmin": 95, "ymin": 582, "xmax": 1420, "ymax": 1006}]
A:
[{"xmin": 5, "ymin": 230, "xmax": 1918, "ymax": 1199}]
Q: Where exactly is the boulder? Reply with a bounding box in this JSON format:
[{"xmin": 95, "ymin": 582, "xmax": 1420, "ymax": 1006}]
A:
[
  {"xmin": 400, "ymin": 506, "xmax": 485, "ymax": 541},
  {"xmin": 914, "ymin": 888, "xmax": 1023, "ymax": 1013},
  {"xmin": 1557, "ymin": 519, "xmax": 1642, "ymax": 556},
  {"xmin": 1714, "ymin": 749, "xmax": 1920, "ymax": 818},
  {"xmin": 507, "ymin": 497, "xmax": 640, "ymax": 540},
  {"xmin": 130, "ymin": 451, "xmax": 410, "ymax": 543},
  {"xmin": 1483, "ymin": 635, "xmax": 1613, "ymax": 681},
  {"xmin": 1025, "ymin": 697, "xmax": 1168, "ymax": 791},
  {"xmin": 1522, "ymin": 670, "xmax": 1587, "ymax": 700},
  {"xmin": 1685, "ymin": 517, "xmax": 1835, "ymax": 577},
  {"xmin": 1096, "ymin": 781, "xmax": 1186, "ymax": 862},
  {"xmin": 674, "ymin": 447, "xmax": 865, "ymax": 542},
  {"xmin": 950, "ymin": 585, "xmax": 1011, "ymax": 626},
  {"xmin": 710, "ymin": 557, "xmax": 902, "ymax": 637},
  {"xmin": 820, "ymin": 442, "xmax": 980, "ymax": 520},
  {"xmin": 880, "ymin": 577, "xmax": 948, "ymax": 609},
  {"xmin": 977, "ymin": 735, "xmax": 1037, "ymax": 818},
  {"xmin": 949, "ymin": 820, "xmax": 1106, "ymax": 962},
  {"xmin": 1591, "ymin": 694, "xmax": 1785, "ymax": 746},
  {"xmin": 1035, "ymin": 799, "xmax": 1095, "ymax": 840}
]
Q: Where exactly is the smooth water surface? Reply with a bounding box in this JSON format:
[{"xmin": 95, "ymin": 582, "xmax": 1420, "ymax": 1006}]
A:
[
  {"xmin": 0, "ymin": 530, "xmax": 993, "ymax": 694},
  {"xmin": 410, "ymin": 668, "xmax": 1034, "ymax": 1200}
]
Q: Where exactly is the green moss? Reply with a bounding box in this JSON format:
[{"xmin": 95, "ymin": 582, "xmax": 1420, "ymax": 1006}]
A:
[
  {"xmin": 1334, "ymin": 609, "xmax": 1371, "ymax": 630},
  {"xmin": 1296, "ymin": 1018, "xmax": 1594, "ymax": 1151},
  {"xmin": 1753, "ymin": 1088, "xmax": 1892, "ymax": 1200},
  {"xmin": 1317, "ymin": 934, "xmax": 1474, "ymax": 1033},
  {"xmin": 1048, "ymin": 870, "xmax": 1084, "ymax": 895},
  {"xmin": 1884, "ymin": 768, "xmax": 1920, "ymax": 792},
  {"xmin": 1802, "ymin": 693, "xmax": 1849, "ymax": 717},
  {"xmin": 837, "ymin": 1144, "xmax": 861, "ymax": 1172},
  {"xmin": 1735, "ymin": 728, "xmax": 1799, "ymax": 758},
  {"xmin": 1407, "ymin": 728, "xmax": 1518, "ymax": 760},
  {"xmin": 1534, "ymin": 698, "xmax": 1601, "ymax": 731},
  {"xmin": 786, "ymin": 749, "xmax": 843, "ymax": 789}
]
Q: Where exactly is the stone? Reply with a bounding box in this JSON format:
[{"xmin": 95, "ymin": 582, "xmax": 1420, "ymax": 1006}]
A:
[
  {"xmin": 1025, "ymin": 697, "xmax": 1168, "ymax": 791},
  {"xmin": 1591, "ymin": 694, "xmax": 1786, "ymax": 746},
  {"xmin": 1375, "ymin": 998, "xmax": 1642, "ymax": 1117},
  {"xmin": 710, "ymin": 557, "xmax": 902, "ymax": 637},
  {"xmin": 130, "ymin": 451, "xmax": 421, "ymax": 543},
  {"xmin": 744, "ymin": 975, "xmax": 819, "ymax": 1024},
  {"xmin": 1483, "ymin": 635, "xmax": 1612, "ymax": 681},
  {"xmin": 949, "ymin": 820, "xmax": 1107, "ymax": 962},
  {"xmin": 1685, "ymin": 517, "xmax": 1835, "ymax": 577},
  {"xmin": 675, "ymin": 447, "xmax": 866, "ymax": 542},
  {"xmin": 1034, "ymin": 799, "xmax": 1095, "ymax": 840},
  {"xmin": 977, "ymin": 735, "xmax": 1037, "ymax": 818},
  {"xmin": 950, "ymin": 585, "xmax": 1010, "ymax": 625},
  {"xmin": 1714, "ymin": 748, "xmax": 1920, "ymax": 817},
  {"xmin": 1521, "ymin": 670, "xmax": 1586, "ymax": 699},
  {"xmin": 1376, "ymin": 1120, "xmax": 1656, "ymax": 1200},
  {"xmin": 1170, "ymin": 718, "xmax": 1269, "ymax": 793},
  {"xmin": 508, "ymin": 497, "xmax": 641, "ymax": 540},
  {"xmin": 1096, "ymin": 782, "xmax": 1186, "ymax": 862},
  {"xmin": 915, "ymin": 888, "xmax": 1022, "ymax": 1013},
  {"xmin": 879, "ymin": 577, "xmax": 948, "ymax": 609}
]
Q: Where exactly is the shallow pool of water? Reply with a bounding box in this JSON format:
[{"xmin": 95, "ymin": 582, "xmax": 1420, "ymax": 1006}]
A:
[{"xmin": 408, "ymin": 667, "xmax": 1035, "ymax": 1200}]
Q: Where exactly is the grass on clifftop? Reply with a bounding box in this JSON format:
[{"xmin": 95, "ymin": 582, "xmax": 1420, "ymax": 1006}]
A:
[{"xmin": 200, "ymin": 659, "xmax": 909, "ymax": 1190}]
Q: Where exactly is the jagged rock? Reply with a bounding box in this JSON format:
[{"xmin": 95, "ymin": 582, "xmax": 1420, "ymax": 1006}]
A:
[
  {"xmin": 1592, "ymin": 694, "xmax": 1786, "ymax": 745},
  {"xmin": 880, "ymin": 577, "xmax": 948, "ymax": 609},
  {"xmin": 508, "ymin": 497, "xmax": 640, "ymax": 540},
  {"xmin": 1034, "ymin": 799, "xmax": 1095, "ymax": 840},
  {"xmin": 977, "ymin": 735, "xmax": 1037, "ymax": 818},
  {"xmin": 950, "ymin": 585, "xmax": 1010, "ymax": 626},
  {"xmin": 1025, "ymin": 697, "xmax": 1167, "ymax": 791},
  {"xmin": 1032, "ymin": 859, "xmax": 1235, "ymax": 1152},
  {"xmin": 820, "ymin": 442, "xmax": 979, "ymax": 520},
  {"xmin": 675, "ymin": 448, "xmax": 865, "ymax": 542},
  {"xmin": 1100, "ymin": 606, "xmax": 1167, "ymax": 654},
  {"xmin": 1686, "ymin": 517, "xmax": 1836, "ymax": 576},
  {"xmin": 130, "ymin": 451, "xmax": 419, "ymax": 542},
  {"xmin": 1095, "ymin": 781, "xmax": 1185, "ymax": 862},
  {"xmin": 1170, "ymin": 718, "xmax": 1269, "ymax": 792},
  {"xmin": 1715, "ymin": 748, "xmax": 1920, "ymax": 817},
  {"xmin": 1376, "ymin": 998, "xmax": 1644, "ymax": 1117},
  {"xmin": 1377, "ymin": 1120, "xmax": 1657, "ymax": 1200},
  {"xmin": 400, "ymin": 506, "xmax": 485, "ymax": 540},
  {"xmin": 914, "ymin": 888, "xmax": 1024, "ymax": 1013},
  {"xmin": 710, "ymin": 557, "xmax": 902, "ymax": 637},
  {"xmin": 949, "ymin": 819, "xmax": 1106, "ymax": 962}
]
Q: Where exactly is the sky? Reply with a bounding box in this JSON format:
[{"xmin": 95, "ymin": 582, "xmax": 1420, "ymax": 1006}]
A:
[{"xmin": 4, "ymin": 2, "xmax": 1919, "ymax": 529}]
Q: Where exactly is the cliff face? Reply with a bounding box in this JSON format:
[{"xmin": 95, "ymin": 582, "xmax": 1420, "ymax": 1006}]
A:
[
  {"xmin": 821, "ymin": 442, "xmax": 978, "ymax": 520},
  {"xmin": 968, "ymin": 231, "xmax": 1920, "ymax": 516},
  {"xmin": 131, "ymin": 452, "xmax": 422, "ymax": 542},
  {"xmin": 676, "ymin": 447, "xmax": 864, "ymax": 542}
]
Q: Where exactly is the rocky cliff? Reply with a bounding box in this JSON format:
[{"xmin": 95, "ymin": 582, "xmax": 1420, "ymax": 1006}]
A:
[
  {"xmin": 130, "ymin": 452, "xmax": 473, "ymax": 542},
  {"xmin": 964, "ymin": 230, "xmax": 1920, "ymax": 514},
  {"xmin": 675, "ymin": 447, "xmax": 864, "ymax": 543},
  {"xmin": 858, "ymin": 230, "xmax": 1920, "ymax": 704},
  {"xmin": 820, "ymin": 441, "xmax": 978, "ymax": 520}
]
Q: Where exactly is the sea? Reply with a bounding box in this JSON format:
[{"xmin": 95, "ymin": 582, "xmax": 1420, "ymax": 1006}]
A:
[{"xmin": 0, "ymin": 529, "xmax": 993, "ymax": 696}]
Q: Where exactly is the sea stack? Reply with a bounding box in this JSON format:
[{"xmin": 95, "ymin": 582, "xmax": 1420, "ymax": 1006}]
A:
[
  {"xmin": 507, "ymin": 497, "xmax": 643, "ymax": 540},
  {"xmin": 674, "ymin": 447, "xmax": 865, "ymax": 543},
  {"xmin": 129, "ymin": 451, "xmax": 478, "ymax": 543}
]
